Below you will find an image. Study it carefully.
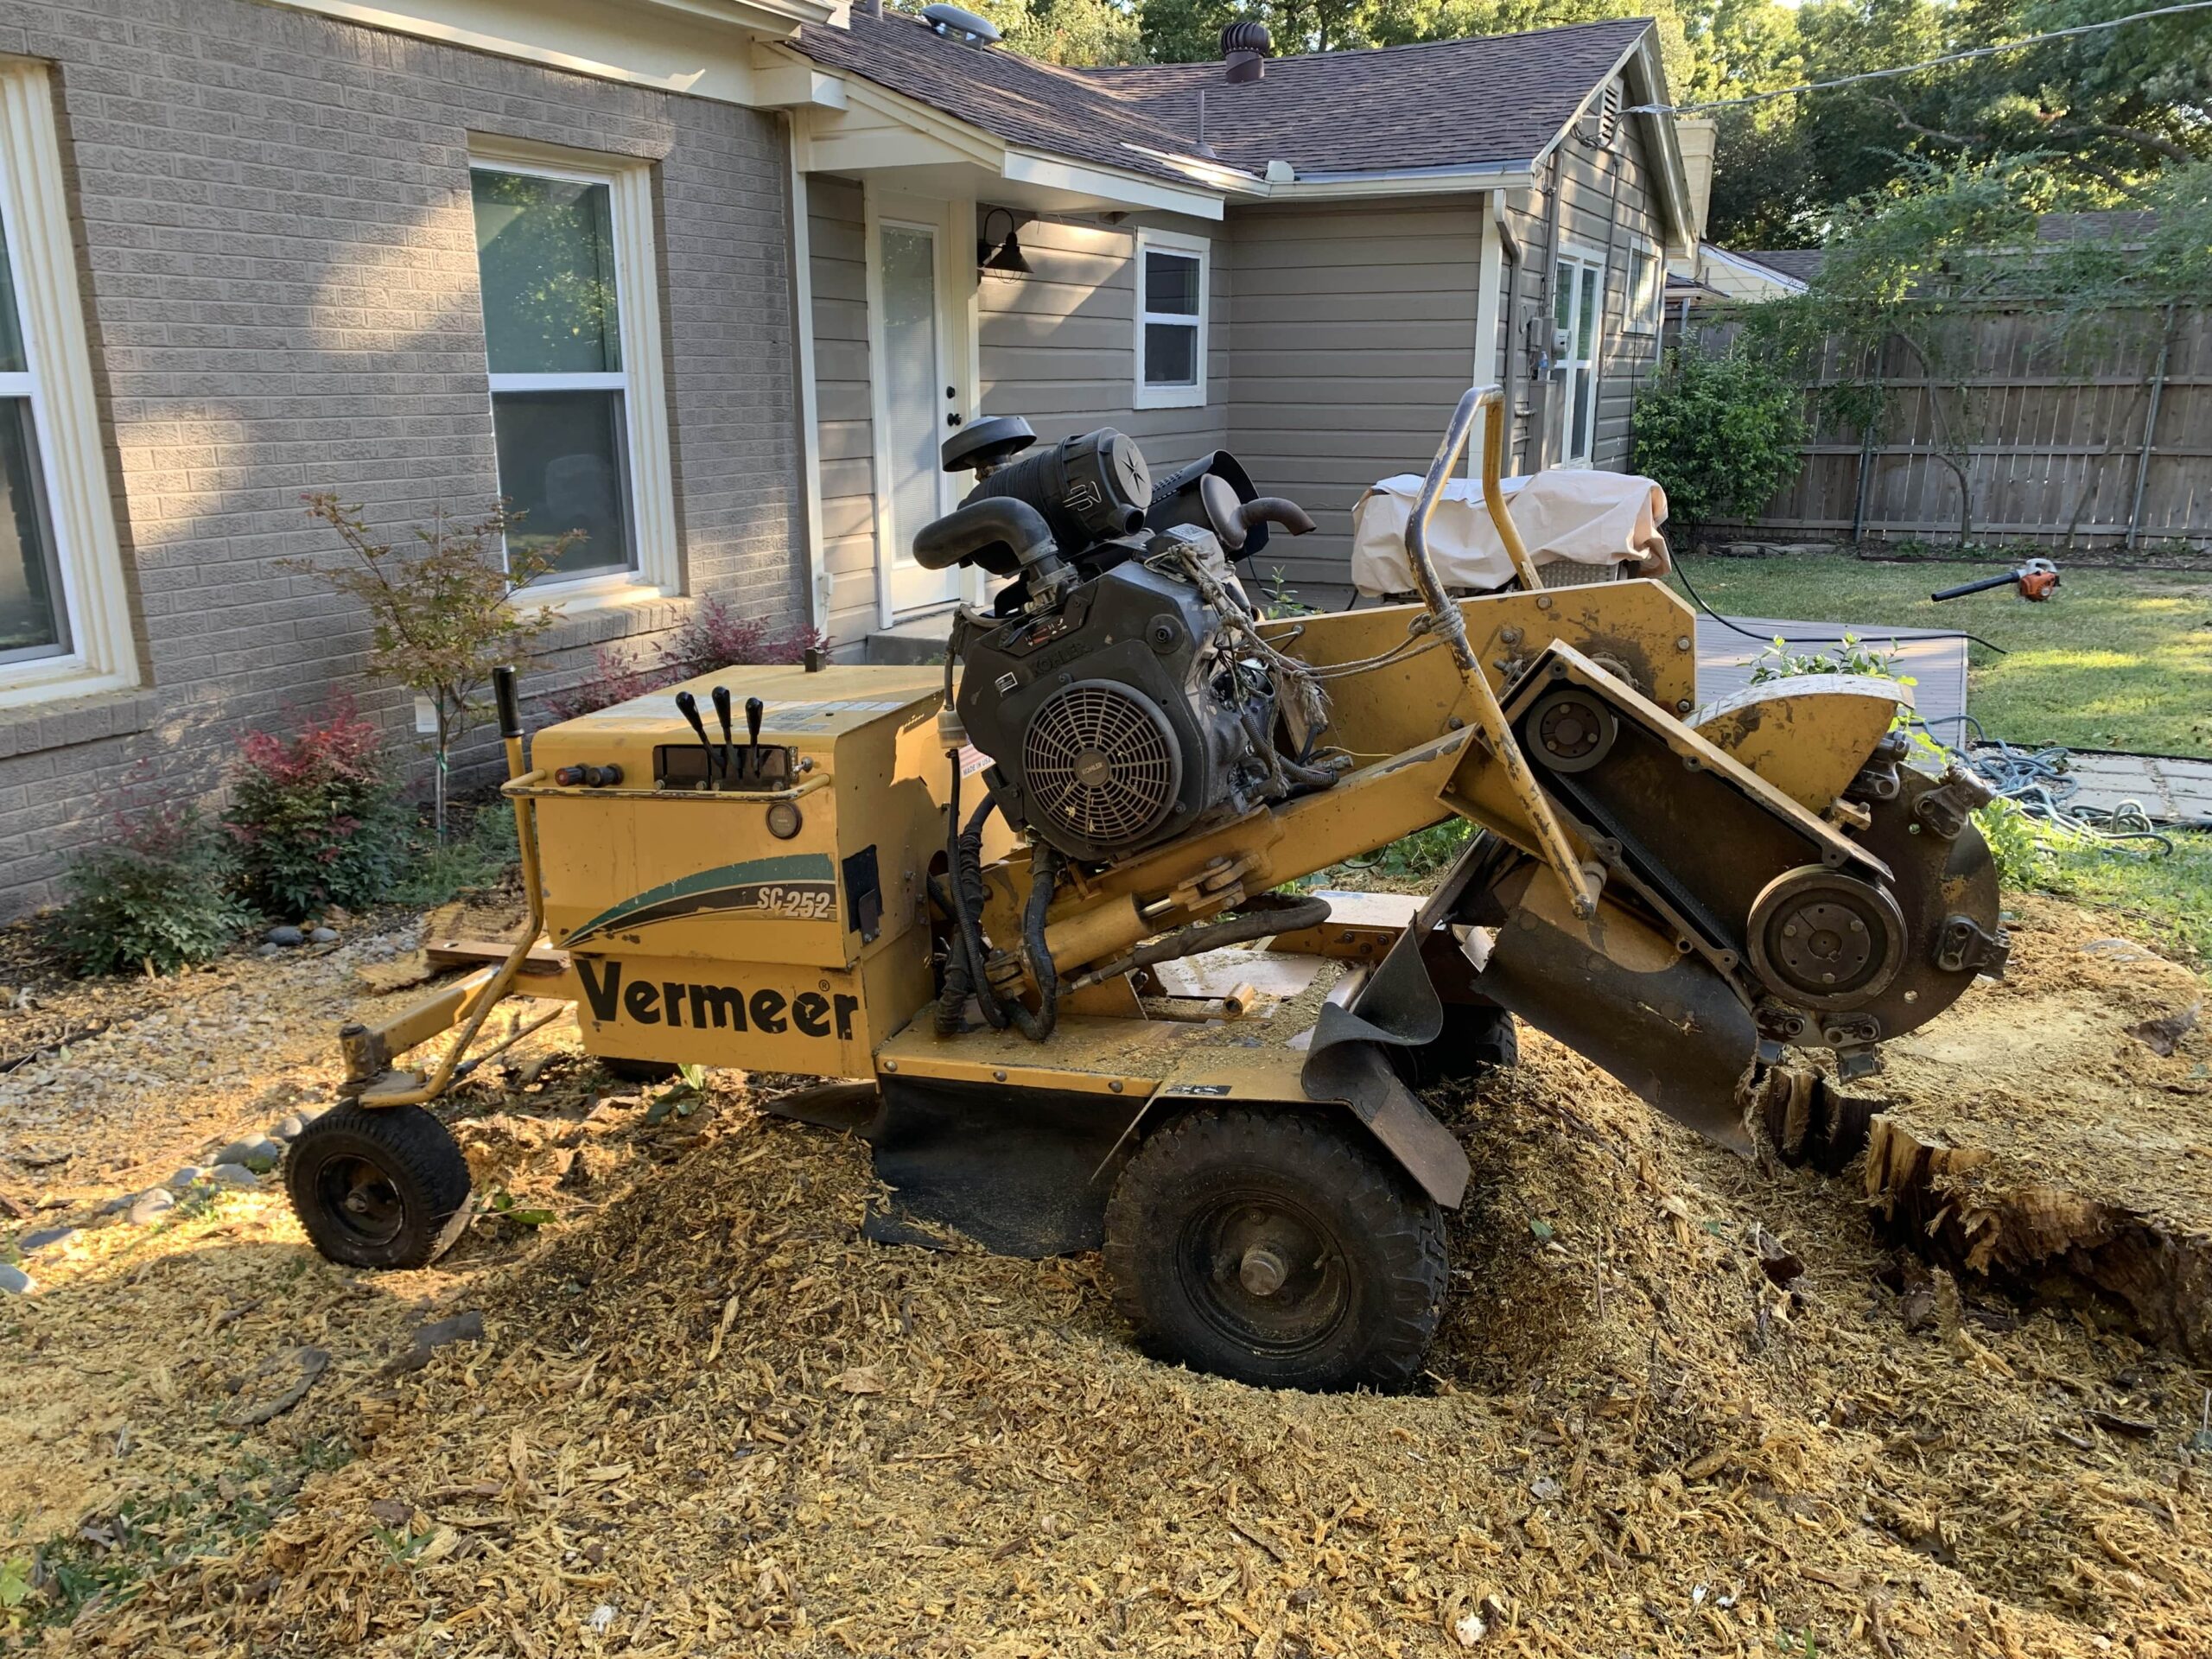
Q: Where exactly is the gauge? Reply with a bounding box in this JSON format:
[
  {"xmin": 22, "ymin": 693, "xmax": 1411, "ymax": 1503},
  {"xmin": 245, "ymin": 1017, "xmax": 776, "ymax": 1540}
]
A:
[{"xmin": 766, "ymin": 800, "xmax": 803, "ymax": 840}]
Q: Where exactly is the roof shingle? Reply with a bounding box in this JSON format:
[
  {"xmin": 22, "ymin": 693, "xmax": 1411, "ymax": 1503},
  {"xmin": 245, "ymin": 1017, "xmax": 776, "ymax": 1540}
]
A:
[
  {"xmin": 790, "ymin": 11, "xmax": 1656, "ymax": 188},
  {"xmin": 1079, "ymin": 19, "xmax": 1654, "ymax": 177},
  {"xmin": 791, "ymin": 12, "xmax": 1251, "ymax": 188}
]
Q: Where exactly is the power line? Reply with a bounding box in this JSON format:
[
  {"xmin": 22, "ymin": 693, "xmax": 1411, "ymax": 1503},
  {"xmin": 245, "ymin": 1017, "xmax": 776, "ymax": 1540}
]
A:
[{"xmin": 1627, "ymin": 0, "xmax": 2212, "ymax": 116}]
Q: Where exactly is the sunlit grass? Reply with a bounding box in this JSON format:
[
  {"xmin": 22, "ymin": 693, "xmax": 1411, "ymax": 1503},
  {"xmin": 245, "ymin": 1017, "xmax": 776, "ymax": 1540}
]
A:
[{"xmin": 1669, "ymin": 555, "xmax": 2212, "ymax": 758}]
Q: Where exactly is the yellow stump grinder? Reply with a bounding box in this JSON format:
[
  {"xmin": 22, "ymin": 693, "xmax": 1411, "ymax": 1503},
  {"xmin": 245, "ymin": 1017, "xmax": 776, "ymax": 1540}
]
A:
[{"xmin": 288, "ymin": 387, "xmax": 2007, "ymax": 1389}]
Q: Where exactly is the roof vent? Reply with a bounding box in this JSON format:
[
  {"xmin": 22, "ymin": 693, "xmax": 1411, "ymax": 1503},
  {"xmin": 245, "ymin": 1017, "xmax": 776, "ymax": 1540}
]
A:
[
  {"xmin": 922, "ymin": 3, "xmax": 1001, "ymax": 44},
  {"xmin": 1221, "ymin": 20, "xmax": 1270, "ymax": 82}
]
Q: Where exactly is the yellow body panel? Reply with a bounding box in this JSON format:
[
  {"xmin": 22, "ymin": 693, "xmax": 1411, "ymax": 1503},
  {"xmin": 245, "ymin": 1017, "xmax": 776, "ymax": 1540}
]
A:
[
  {"xmin": 1693, "ymin": 674, "xmax": 1911, "ymax": 815},
  {"xmin": 508, "ymin": 663, "xmax": 988, "ymax": 1070}
]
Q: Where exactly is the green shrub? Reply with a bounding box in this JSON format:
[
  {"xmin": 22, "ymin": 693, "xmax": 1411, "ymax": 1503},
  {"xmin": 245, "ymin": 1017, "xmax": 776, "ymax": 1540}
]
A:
[
  {"xmin": 391, "ymin": 798, "xmax": 520, "ymax": 906},
  {"xmin": 51, "ymin": 799, "xmax": 254, "ymax": 976},
  {"xmin": 225, "ymin": 702, "xmax": 408, "ymax": 920},
  {"xmin": 1631, "ymin": 348, "xmax": 1808, "ymax": 548}
]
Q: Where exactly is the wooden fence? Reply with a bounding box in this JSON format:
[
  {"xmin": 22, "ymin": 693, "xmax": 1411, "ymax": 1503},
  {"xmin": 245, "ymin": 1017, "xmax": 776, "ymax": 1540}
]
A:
[{"xmin": 1664, "ymin": 303, "xmax": 2212, "ymax": 549}]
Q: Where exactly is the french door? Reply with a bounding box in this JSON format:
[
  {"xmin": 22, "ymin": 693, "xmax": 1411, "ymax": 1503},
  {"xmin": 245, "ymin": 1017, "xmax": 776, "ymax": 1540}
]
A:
[{"xmin": 1550, "ymin": 251, "xmax": 1604, "ymax": 467}]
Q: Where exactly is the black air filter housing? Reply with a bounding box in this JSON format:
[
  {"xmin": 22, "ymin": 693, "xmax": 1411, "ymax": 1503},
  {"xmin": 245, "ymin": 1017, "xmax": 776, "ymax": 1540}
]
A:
[{"xmin": 960, "ymin": 429, "xmax": 1151, "ymax": 568}]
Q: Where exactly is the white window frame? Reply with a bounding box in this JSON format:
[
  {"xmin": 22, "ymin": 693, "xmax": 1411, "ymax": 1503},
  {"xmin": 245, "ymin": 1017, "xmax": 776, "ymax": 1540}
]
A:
[
  {"xmin": 1624, "ymin": 241, "xmax": 1662, "ymax": 336},
  {"xmin": 468, "ymin": 135, "xmax": 677, "ymax": 612},
  {"xmin": 1550, "ymin": 245, "xmax": 1606, "ymax": 469},
  {"xmin": 1133, "ymin": 227, "xmax": 1209, "ymax": 411},
  {"xmin": 0, "ymin": 60, "xmax": 136, "ymax": 711}
]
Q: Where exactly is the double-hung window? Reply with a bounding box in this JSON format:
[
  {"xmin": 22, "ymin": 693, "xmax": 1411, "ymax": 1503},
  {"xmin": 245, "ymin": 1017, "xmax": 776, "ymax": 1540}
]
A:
[
  {"xmin": 1626, "ymin": 244, "xmax": 1662, "ymax": 337},
  {"xmin": 0, "ymin": 60, "xmax": 134, "ymax": 708},
  {"xmin": 1134, "ymin": 229, "xmax": 1208, "ymax": 410},
  {"xmin": 468, "ymin": 140, "xmax": 676, "ymax": 597}
]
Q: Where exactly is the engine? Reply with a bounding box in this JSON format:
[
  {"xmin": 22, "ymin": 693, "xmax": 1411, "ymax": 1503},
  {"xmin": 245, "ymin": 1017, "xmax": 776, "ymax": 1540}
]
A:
[{"xmin": 915, "ymin": 416, "xmax": 1326, "ymax": 865}]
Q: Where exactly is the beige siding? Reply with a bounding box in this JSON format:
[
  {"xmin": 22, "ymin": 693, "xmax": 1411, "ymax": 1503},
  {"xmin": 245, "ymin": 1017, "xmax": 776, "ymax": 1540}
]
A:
[
  {"xmin": 1224, "ymin": 200, "xmax": 1484, "ymax": 589},
  {"xmin": 810, "ymin": 175, "xmax": 879, "ymax": 648},
  {"xmin": 978, "ymin": 210, "xmax": 1230, "ymax": 469},
  {"xmin": 1498, "ymin": 81, "xmax": 1669, "ymax": 479}
]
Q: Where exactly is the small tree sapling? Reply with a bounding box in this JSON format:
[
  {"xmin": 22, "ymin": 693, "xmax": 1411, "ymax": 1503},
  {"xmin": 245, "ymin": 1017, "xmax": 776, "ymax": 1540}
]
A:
[{"xmin": 293, "ymin": 496, "xmax": 574, "ymax": 840}]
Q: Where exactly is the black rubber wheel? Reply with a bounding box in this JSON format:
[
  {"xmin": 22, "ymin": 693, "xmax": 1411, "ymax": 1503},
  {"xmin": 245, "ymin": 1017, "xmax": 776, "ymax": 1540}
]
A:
[
  {"xmin": 1390, "ymin": 1005, "xmax": 1517, "ymax": 1091},
  {"xmin": 597, "ymin": 1056, "xmax": 679, "ymax": 1084},
  {"xmin": 1102, "ymin": 1107, "xmax": 1447, "ymax": 1391},
  {"xmin": 285, "ymin": 1103, "xmax": 472, "ymax": 1269}
]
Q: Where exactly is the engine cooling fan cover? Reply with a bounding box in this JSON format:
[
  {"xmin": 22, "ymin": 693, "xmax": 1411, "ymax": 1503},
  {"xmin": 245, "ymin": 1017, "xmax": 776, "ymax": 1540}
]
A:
[{"xmin": 1021, "ymin": 679, "xmax": 1184, "ymax": 852}]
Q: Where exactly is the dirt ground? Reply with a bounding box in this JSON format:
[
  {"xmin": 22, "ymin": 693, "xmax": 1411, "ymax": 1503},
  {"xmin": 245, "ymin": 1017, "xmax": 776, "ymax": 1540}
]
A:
[{"xmin": 3, "ymin": 895, "xmax": 2210, "ymax": 1657}]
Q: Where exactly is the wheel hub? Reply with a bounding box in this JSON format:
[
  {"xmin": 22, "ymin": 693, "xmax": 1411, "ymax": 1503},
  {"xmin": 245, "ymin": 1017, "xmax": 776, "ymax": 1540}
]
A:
[
  {"xmin": 317, "ymin": 1154, "xmax": 405, "ymax": 1248},
  {"xmin": 1180, "ymin": 1195, "xmax": 1348, "ymax": 1357},
  {"xmin": 1238, "ymin": 1244, "xmax": 1289, "ymax": 1297}
]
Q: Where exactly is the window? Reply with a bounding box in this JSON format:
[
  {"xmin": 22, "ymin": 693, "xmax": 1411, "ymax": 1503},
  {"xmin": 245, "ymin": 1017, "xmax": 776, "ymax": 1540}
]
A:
[
  {"xmin": 1549, "ymin": 251, "xmax": 1605, "ymax": 467},
  {"xmin": 0, "ymin": 60, "xmax": 134, "ymax": 708},
  {"xmin": 1626, "ymin": 245, "xmax": 1662, "ymax": 335},
  {"xmin": 1135, "ymin": 230, "xmax": 1208, "ymax": 410},
  {"xmin": 468, "ymin": 139, "xmax": 676, "ymax": 598}
]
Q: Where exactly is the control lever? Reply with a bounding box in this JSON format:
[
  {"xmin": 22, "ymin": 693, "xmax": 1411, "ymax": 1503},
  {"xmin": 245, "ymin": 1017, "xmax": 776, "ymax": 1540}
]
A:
[
  {"xmin": 712, "ymin": 685, "xmax": 736, "ymax": 781},
  {"xmin": 742, "ymin": 696, "xmax": 767, "ymax": 787},
  {"xmin": 674, "ymin": 690, "xmax": 719, "ymax": 790}
]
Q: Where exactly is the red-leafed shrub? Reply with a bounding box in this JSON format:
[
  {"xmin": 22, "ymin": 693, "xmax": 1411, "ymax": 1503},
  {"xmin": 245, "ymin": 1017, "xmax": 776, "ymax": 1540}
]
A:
[
  {"xmin": 545, "ymin": 597, "xmax": 827, "ymax": 721},
  {"xmin": 225, "ymin": 701, "xmax": 408, "ymax": 919}
]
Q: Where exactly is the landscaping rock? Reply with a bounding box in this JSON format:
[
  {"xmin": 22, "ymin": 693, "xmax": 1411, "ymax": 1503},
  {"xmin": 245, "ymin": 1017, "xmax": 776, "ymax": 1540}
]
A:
[
  {"xmin": 270, "ymin": 1116, "xmax": 305, "ymax": 1143},
  {"xmin": 207, "ymin": 1163, "xmax": 260, "ymax": 1190},
  {"xmin": 166, "ymin": 1166, "xmax": 207, "ymax": 1191},
  {"xmin": 20, "ymin": 1225, "xmax": 77, "ymax": 1254},
  {"xmin": 308, "ymin": 927, "xmax": 339, "ymax": 945},
  {"xmin": 267, "ymin": 925, "xmax": 305, "ymax": 948},
  {"xmin": 0, "ymin": 1263, "xmax": 30, "ymax": 1294},
  {"xmin": 385, "ymin": 1309, "xmax": 486, "ymax": 1375},
  {"xmin": 94, "ymin": 1192, "xmax": 135, "ymax": 1217},
  {"xmin": 127, "ymin": 1188, "xmax": 175, "ymax": 1226},
  {"xmin": 218, "ymin": 1136, "xmax": 283, "ymax": 1171}
]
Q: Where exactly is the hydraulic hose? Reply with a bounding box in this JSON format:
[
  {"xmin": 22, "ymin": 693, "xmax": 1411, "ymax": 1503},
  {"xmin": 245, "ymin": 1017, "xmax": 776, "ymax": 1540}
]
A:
[
  {"xmin": 944, "ymin": 763, "xmax": 1011, "ymax": 1033},
  {"xmin": 1066, "ymin": 894, "xmax": 1333, "ymax": 994},
  {"xmin": 1020, "ymin": 842, "xmax": 1064, "ymax": 1043},
  {"xmin": 940, "ymin": 762, "xmax": 1065, "ymax": 1041}
]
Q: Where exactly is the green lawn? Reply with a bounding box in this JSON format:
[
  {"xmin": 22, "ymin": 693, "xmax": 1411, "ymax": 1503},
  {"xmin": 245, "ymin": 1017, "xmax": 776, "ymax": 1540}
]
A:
[
  {"xmin": 1664, "ymin": 552, "xmax": 2211, "ymax": 965},
  {"xmin": 1667, "ymin": 554, "xmax": 2212, "ymax": 760}
]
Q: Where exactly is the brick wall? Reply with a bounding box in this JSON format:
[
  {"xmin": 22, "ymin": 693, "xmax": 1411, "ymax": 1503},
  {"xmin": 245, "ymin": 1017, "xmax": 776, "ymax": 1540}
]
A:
[{"xmin": 0, "ymin": 0, "xmax": 809, "ymax": 913}]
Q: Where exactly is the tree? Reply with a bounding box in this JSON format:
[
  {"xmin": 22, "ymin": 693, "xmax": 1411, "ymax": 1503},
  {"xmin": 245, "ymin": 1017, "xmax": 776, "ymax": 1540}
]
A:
[
  {"xmin": 292, "ymin": 497, "xmax": 569, "ymax": 841},
  {"xmin": 1702, "ymin": 0, "xmax": 2212, "ymax": 248},
  {"xmin": 892, "ymin": 0, "xmax": 1143, "ymax": 64},
  {"xmin": 1630, "ymin": 347, "xmax": 1808, "ymax": 547}
]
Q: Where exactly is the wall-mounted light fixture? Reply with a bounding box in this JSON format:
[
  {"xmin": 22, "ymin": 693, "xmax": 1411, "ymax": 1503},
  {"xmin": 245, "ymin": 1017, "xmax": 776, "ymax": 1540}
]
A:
[{"xmin": 977, "ymin": 206, "xmax": 1032, "ymax": 277}]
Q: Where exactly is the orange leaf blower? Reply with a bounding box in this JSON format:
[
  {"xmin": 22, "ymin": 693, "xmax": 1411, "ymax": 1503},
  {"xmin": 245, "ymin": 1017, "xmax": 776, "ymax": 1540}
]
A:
[{"xmin": 1931, "ymin": 557, "xmax": 2059, "ymax": 603}]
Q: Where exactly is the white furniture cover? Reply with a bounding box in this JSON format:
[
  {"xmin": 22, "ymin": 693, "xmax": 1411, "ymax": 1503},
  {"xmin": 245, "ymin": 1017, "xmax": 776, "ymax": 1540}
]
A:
[{"xmin": 1349, "ymin": 470, "xmax": 1673, "ymax": 597}]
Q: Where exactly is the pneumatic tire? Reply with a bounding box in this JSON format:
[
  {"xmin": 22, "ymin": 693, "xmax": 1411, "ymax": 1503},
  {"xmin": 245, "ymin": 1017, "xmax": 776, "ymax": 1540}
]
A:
[
  {"xmin": 1103, "ymin": 1107, "xmax": 1447, "ymax": 1391},
  {"xmin": 285, "ymin": 1103, "xmax": 473, "ymax": 1269}
]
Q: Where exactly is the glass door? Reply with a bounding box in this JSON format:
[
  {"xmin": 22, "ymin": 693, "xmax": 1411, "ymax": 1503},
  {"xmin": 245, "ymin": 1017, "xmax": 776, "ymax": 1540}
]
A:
[
  {"xmin": 1550, "ymin": 254, "xmax": 1604, "ymax": 467},
  {"xmin": 874, "ymin": 200, "xmax": 961, "ymax": 619}
]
